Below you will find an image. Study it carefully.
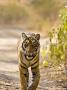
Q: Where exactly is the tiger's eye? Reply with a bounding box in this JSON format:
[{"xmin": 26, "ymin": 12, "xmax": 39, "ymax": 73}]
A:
[{"xmin": 25, "ymin": 43, "xmax": 28, "ymax": 48}]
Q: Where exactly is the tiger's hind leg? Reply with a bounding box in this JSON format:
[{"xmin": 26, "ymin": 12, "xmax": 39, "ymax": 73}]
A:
[
  {"xmin": 28, "ymin": 65, "xmax": 40, "ymax": 90},
  {"xmin": 19, "ymin": 64, "xmax": 29, "ymax": 90}
]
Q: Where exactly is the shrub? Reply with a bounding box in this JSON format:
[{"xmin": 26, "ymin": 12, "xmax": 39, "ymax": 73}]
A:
[{"xmin": 49, "ymin": 13, "xmax": 67, "ymax": 66}]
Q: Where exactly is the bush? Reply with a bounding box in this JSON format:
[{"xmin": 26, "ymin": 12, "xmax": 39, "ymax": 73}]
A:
[{"xmin": 49, "ymin": 13, "xmax": 67, "ymax": 66}]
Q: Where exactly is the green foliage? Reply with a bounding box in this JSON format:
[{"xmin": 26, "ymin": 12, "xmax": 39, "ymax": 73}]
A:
[
  {"xmin": 49, "ymin": 13, "xmax": 67, "ymax": 66},
  {"xmin": 43, "ymin": 60, "xmax": 49, "ymax": 67},
  {"xmin": 0, "ymin": 3, "xmax": 28, "ymax": 24}
]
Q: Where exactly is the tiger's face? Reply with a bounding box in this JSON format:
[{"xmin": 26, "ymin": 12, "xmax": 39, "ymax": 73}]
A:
[{"xmin": 22, "ymin": 33, "xmax": 40, "ymax": 60}]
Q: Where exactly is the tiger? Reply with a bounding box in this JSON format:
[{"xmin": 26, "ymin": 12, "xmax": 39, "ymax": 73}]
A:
[{"xmin": 17, "ymin": 32, "xmax": 40, "ymax": 90}]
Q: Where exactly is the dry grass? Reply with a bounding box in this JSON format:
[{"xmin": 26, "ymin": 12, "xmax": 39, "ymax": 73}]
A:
[{"xmin": 0, "ymin": 0, "xmax": 66, "ymax": 36}]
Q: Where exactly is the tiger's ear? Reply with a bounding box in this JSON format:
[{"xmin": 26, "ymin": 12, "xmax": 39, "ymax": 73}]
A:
[
  {"xmin": 35, "ymin": 34, "xmax": 40, "ymax": 40},
  {"xmin": 22, "ymin": 33, "xmax": 27, "ymax": 39}
]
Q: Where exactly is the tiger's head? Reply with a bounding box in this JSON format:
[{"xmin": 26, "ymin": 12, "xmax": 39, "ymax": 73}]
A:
[{"xmin": 21, "ymin": 33, "xmax": 40, "ymax": 60}]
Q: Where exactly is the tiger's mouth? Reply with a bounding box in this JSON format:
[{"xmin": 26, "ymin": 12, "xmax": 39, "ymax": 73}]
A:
[
  {"xmin": 26, "ymin": 56, "xmax": 34, "ymax": 60},
  {"xmin": 25, "ymin": 53, "xmax": 36, "ymax": 60}
]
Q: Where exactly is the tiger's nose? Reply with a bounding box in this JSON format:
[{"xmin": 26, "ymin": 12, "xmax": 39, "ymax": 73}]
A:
[
  {"xmin": 27, "ymin": 46, "xmax": 33, "ymax": 53},
  {"xmin": 27, "ymin": 46, "xmax": 30, "ymax": 51},
  {"xmin": 27, "ymin": 46, "xmax": 31, "ymax": 52},
  {"xmin": 30, "ymin": 53, "xmax": 33, "ymax": 56}
]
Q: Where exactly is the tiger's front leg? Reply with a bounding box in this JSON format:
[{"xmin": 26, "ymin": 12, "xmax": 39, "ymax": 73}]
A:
[
  {"xmin": 28, "ymin": 65, "xmax": 40, "ymax": 90},
  {"xmin": 19, "ymin": 64, "xmax": 29, "ymax": 90},
  {"xmin": 18, "ymin": 50, "xmax": 29, "ymax": 90}
]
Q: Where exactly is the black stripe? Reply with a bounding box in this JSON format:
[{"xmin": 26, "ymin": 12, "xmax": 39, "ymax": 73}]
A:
[
  {"xmin": 21, "ymin": 61, "xmax": 27, "ymax": 67},
  {"xmin": 31, "ymin": 60, "xmax": 38, "ymax": 66},
  {"xmin": 20, "ymin": 63, "xmax": 27, "ymax": 69},
  {"xmin": 31, "ymin": 65, "xmax": 38, "ymax": 69}
]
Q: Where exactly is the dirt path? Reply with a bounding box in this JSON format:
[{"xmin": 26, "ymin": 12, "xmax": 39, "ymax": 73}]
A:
[
  {"xmin": 0, "ymin": 67, "xmax": 67, "ymax": 90},
  {"xmin": 0, "ymin": 28, "xmax": 67, "ymax": 90}
]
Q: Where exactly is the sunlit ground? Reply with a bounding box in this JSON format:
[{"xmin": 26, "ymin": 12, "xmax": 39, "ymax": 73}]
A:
[{"xmin": 0, "ymin": 28, "xmax": 20, "ymax": 73}]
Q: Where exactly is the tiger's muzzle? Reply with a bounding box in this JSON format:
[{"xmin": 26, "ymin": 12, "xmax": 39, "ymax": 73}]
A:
[{"xmin": 24, "ymin": 52, "xmax": 37, "ymax": 60}]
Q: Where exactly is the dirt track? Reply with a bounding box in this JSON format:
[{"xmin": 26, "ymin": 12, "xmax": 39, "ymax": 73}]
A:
[{"xmin": 0, "ymin": 28, "xmax": 67, "ymax": 90}]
